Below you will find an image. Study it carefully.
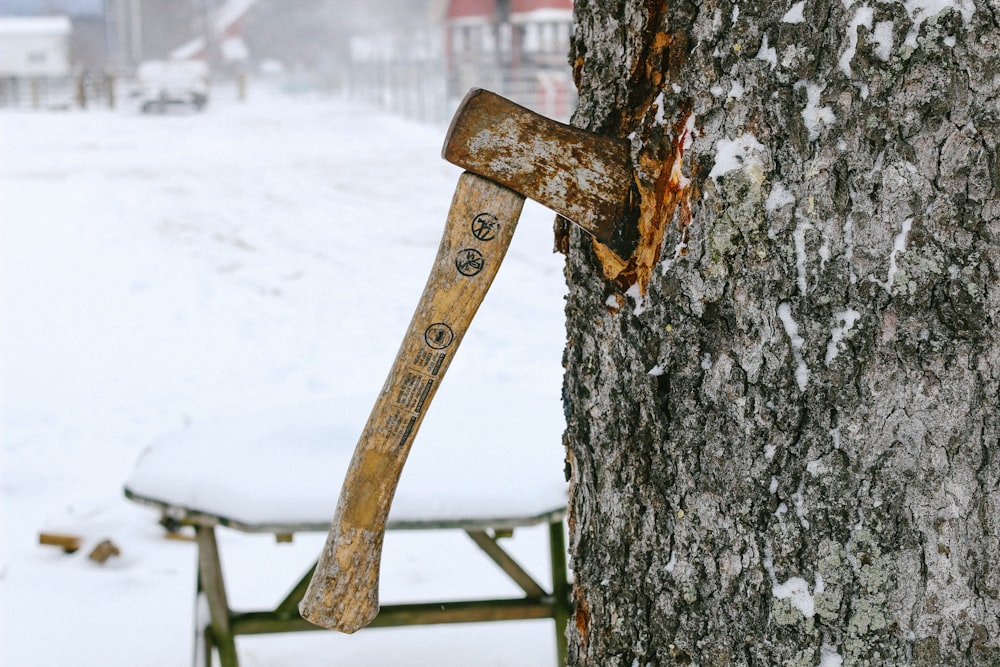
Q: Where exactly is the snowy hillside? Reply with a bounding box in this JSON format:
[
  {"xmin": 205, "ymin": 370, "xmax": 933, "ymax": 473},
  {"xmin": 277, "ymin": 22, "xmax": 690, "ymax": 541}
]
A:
[{"xmin": 0, "ymin": 92, "xmax": 569, "ymax": 666}]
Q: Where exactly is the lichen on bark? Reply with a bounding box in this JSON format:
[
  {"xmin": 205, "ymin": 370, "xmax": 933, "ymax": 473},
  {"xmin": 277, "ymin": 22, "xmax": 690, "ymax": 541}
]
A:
[{"xmin": 562, "ymin": 1, "xmax": 1000, "ymax": 665}]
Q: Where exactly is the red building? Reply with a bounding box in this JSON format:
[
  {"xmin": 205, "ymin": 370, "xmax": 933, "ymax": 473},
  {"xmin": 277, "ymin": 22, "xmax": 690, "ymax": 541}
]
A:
[{"xmin": 444, "ymin": 0, "xmax": 574, "ymax": 118}]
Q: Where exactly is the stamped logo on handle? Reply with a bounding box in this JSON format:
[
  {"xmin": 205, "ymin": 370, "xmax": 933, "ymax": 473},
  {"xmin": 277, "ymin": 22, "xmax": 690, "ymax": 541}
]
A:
[
  {"xmin": 455, "ymin": 248, "xmax": 485, "ymax": 276},
  {"xmin": 471, "ymin": 212, "xmax": 500, "ymax": 241},
  {"xmin": 424, "ymin": 323, "xmax": 454, "ymax": 349}
]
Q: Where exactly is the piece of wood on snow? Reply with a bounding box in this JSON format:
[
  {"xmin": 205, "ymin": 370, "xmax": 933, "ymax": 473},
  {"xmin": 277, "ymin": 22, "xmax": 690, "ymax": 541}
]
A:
[
  {"xmin": 38, "ymin": 532, "xmax": 82, "ymax": 553},
  {"xmin": 88, "ymin": 539, "xmax": 121, "ymax": 564}
]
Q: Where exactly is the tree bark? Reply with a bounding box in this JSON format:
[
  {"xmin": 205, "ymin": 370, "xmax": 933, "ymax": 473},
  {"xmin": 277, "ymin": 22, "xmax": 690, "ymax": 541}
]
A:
[{"xmin": 561, "ymin": 1, "xmax": 999, "ymax": 665}]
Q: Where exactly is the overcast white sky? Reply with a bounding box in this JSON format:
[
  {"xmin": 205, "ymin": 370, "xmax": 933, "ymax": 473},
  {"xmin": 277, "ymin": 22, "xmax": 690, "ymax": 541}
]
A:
[{"xmin": 1, "ymin": 0, "xmax": 102, "ymax": 15}]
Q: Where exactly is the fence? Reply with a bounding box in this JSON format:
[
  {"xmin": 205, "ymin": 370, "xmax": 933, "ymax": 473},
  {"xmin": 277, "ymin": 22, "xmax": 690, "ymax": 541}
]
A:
[
  {"xmin": 0, "ymin": 63, "xmax": 576, "ymax": 124},
  {"xmin": 0, "ymin": 72, "xmax": 122, "ymax": 110},
  {"xmin": 345, "ymin": 29, "xmax": 577, "ymax": 126},
  {"xmin": 347, "ymin": 57, "xmax": 450, "ymax": 125},
  {"xmin": 0, "ymin": 71, "xmax": 257, "ymax": 112},
  {"xmin": 346, "ymin": 60, "xmax": 576, "ymax": 125}
]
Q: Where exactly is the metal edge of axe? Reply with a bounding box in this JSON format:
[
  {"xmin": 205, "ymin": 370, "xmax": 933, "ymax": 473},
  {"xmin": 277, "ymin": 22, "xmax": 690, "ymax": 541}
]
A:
[{"xmin": 298, "ymin": 88, "xmax": 634, "ymax": 633}]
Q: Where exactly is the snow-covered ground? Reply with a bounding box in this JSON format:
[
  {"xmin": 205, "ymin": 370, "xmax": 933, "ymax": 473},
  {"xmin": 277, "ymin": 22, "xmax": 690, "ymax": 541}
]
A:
[{"xmin": 1, "ymin": 91, "xmax": 569, "ymax": 666}]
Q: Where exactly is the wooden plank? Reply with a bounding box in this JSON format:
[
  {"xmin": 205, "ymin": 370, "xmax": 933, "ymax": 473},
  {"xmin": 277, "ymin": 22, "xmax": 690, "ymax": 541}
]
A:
[
  {"xmin": 38, "ymin": 532, "xmax": 82, "ymax": 553},
  {"xmin": 125, "ymin": 476, "xmax": 564, "ymax": 534},
  {"xmin": 195, "ymin": 526, "xmax": 239, "ymax": 667},
  {"xmin": 275, "ymin": 564, "xmax": 316, "ymax": 615},
  {"xmin": 466, "ymin": 530, "xmax": 547, "ymax": 598},
  {"xmin": 88, "ymin": 539, "xmax": 120, "ymax": 563},
  {"xmin": 230, "ymin": 598, "xmax": 556, "ymax": 636},
  {"xmin": 548, "ymin": 519, "xmax": 571, "ymax": 665},
  {"xmin": 372, "ymin": 598, "xmax": 557, "ymax": 628}
]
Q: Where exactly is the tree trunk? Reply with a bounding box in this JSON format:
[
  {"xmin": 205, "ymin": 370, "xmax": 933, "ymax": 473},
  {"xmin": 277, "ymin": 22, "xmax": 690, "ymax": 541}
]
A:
[{"xmin": 561, "ymin": 1, "xmax": 999, "ymax": 665}]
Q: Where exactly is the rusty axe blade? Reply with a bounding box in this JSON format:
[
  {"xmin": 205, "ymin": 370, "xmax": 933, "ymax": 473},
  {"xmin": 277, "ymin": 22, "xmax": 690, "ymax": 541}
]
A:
[{"xmin": 299, "ymin": 89, "xmax": 632, "ymax": 633}]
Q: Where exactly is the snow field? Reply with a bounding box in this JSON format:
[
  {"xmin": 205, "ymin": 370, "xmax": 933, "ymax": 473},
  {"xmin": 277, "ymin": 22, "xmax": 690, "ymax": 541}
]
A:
[{"xmin": 1, "ymin": 91, "xmax": 568, "ymax": 666}]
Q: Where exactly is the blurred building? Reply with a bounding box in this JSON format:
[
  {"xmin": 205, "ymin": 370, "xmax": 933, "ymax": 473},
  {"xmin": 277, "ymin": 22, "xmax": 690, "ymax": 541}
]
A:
[
  {"xmin": 0, "ymin": 15, "xmax": 72, "ymax": 78},
  {"xmin": 0, "ymin": 15, "xmax": 77, "ymax": 106},
  {"xmin": 102, "ymin": 0, "xmax": 254, "ymax": 72},
  {"xmin": 242, "ymin": 0, "xmax": 345, "ymax": 74},
  {"xmin": 444, "ymin": 0, "xmax": 573, "ymax": 118},
  {"xmin": 103, "ymin": 0, "xmax": 188, "ymax": 70},
  {"xmin": 0, "ymin": 0, "xmax": 578, "ymax": 116}
]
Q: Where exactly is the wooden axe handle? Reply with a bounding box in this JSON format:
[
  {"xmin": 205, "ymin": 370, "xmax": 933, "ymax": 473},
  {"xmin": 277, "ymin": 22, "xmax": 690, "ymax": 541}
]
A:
[{"xmin": 299, "ymin": 172, "xmax": 525, "ymax": 633}]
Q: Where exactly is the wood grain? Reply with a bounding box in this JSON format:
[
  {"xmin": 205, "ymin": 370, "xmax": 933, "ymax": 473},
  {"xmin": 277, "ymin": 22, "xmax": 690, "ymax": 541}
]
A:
[{"xmin": 299, "ymin": 172, "xmax": 526, "ymax": 633}]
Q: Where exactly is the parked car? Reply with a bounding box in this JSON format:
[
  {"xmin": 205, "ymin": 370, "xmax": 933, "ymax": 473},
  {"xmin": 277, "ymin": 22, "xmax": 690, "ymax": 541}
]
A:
[{"xmin": 134, "ymin": 60, "xmax": 209, "ymax": 113}]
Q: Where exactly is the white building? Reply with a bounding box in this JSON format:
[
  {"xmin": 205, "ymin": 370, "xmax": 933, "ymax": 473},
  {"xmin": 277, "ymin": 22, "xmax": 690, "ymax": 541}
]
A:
[{"xmin": 0, "ymin": 16, "xmax": 72, "ymax": 78}]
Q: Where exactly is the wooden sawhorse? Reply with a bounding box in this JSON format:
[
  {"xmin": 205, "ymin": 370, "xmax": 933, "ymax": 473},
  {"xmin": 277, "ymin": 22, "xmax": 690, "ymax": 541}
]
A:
[
  {"xmin": 124, "ymin": 400, "xmax": 571, "ymax": 665},
  {"xmin": 124, "ymin": 492, "xmax": 569, "ymax": 667}
]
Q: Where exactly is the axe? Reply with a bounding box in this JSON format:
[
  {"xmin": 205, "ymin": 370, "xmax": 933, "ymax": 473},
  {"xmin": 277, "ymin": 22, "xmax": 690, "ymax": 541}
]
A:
[{"xmin": 299, "ymin": 89, "xmax": 633, "ymax": 633}]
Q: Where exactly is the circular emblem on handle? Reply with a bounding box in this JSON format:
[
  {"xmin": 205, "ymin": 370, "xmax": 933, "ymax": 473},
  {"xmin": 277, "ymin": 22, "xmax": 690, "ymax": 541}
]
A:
[
  {"xmin": 455, "ymin": 248, "xmax": 485, "ymax": 276},
  {"xmin": 471, "ymin": 213, "xmax": 500, "ymax": 241},
  {"xmin": 424, "ymin": 323, "xmax": 454, "ymax": 349}
]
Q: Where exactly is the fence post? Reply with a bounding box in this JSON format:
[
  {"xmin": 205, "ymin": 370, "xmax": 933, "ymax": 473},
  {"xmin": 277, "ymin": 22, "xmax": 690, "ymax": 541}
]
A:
[{"xmin": 76, "ymin": 73, "xmax": 87, "ymax": 109}]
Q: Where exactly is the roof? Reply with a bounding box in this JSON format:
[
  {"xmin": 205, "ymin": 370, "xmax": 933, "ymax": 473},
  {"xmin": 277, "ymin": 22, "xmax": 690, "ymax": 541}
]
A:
[
  {"xmin": 213, "ymin": 0, "xmax": 256, "ymax": 34},
  {"xmin": 0, "ymin": 15, "xmax": 72, "ymax": 36},
  {"xmin": 167, "ymin": 0, "xmax": 256, "ymax": 62},
  {"xmin": 446, "ymin": 0, "xmax": 494, "ymax": 19},
  {"xmin": 446, "ymin": 0, "xmax": 572, "ymax": 19},
  {"xmin": 512, "ymin": 0, "xmax": 571, "ymax": 12}
]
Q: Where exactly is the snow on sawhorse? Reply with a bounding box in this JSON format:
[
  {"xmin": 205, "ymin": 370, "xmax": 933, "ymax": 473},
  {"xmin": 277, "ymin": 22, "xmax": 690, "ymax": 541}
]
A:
[{"xmin": 124, "ymin": 395, "xmax": 570, "ymax": 667}]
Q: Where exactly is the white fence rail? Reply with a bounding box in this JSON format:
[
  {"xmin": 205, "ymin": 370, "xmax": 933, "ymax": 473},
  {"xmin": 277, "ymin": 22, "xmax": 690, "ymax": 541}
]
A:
[
  {"xmin": 0, "ymin": 73, "xmax": 119, "ymax": 109},
  {"xmin": 345, "ymin": 58, "xmax": 576, "ymax": 125}
]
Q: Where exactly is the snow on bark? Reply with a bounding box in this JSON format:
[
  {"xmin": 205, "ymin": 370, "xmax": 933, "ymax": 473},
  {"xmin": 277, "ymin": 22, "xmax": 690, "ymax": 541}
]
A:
[
  {"xmin": 825, "ymin": 308, "xmax": 862, "ymax": 365},
  {"xmin": 868, "ymin": 216, "xmax": 913, "ymax": 294},
  {"xmin": 707, "ymin": 132, "xmax": 766, "ymax": 185},
  {"xmin": 563, "ymin": 1, "xmax": 999, "ymax": 665},
  {"xmin": 778, "ymin": 302, "xmax": 810, "ymax": 390},
  {"xmin": 795, "ymin": 81, "xmax": 836, "ymax": 141},
  {"xmin": 783, "ymin": 2, "xmax": 807, "ymax": 24}
]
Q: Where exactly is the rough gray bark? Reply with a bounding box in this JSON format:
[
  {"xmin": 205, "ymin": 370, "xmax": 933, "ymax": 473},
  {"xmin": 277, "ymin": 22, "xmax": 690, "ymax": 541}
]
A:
[{"xmin": 561, "ymin": 1, "xmax": 999, "ymax": 665}]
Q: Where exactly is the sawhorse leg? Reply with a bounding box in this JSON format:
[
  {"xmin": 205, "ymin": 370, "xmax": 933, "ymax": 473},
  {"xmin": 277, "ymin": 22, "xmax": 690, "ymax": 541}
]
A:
[
  {"xmin": 194, "ymin": 525, "xmax": 239, "ymax": 667},
  {"xmin": 549, "ymin": 518, "xmax": 569, "ymax": 666},
  {"xmin": 466, "ymin": 517, "xmax": 570, "ymax": 667}
]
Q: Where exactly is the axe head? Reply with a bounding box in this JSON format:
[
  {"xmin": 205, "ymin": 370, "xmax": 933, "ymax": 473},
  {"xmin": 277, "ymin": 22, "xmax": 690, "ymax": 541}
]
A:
[{"xmin": 443, "ymin": 89, "xmax": 635, "ymax": 251}]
